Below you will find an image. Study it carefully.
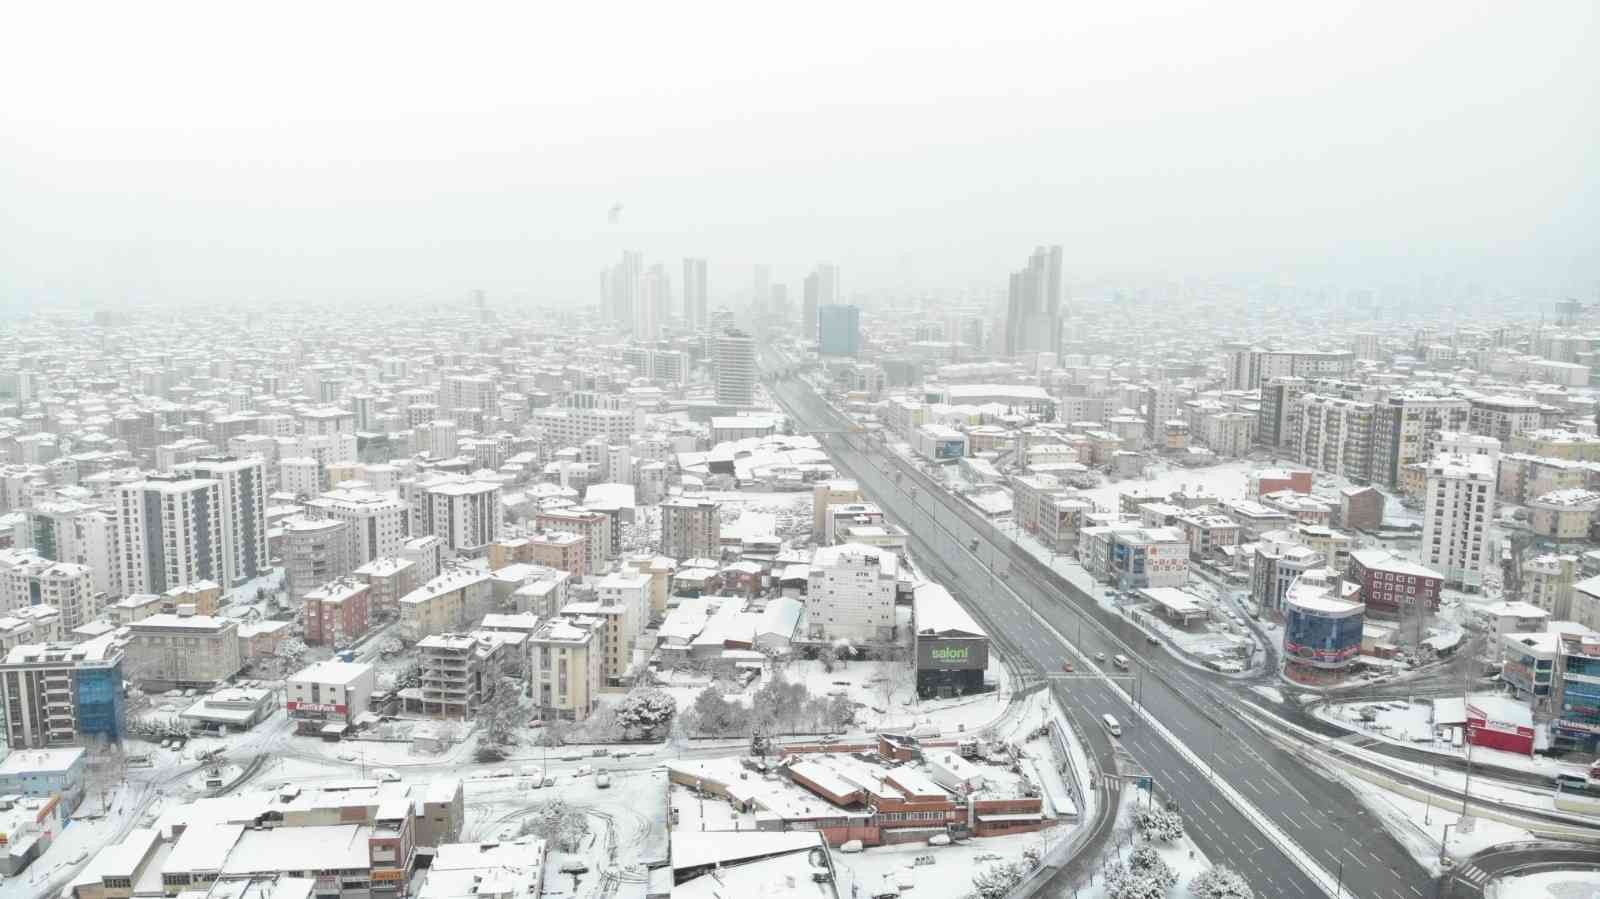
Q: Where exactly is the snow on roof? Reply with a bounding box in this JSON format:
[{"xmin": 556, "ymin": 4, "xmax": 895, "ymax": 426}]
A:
[
  {"xmin": 914, "ymin": 583, "xmax": 984, "ymax": 638},
  {"xmin": 166, "ymin": 822, "xmax": 245, "ymax": 873},
  {"xmin": 221, "ymin": 824, "xmax": 372, "ymax": 875},
  {"xmin": 1140, "ymin": 587, "xmax": 1207, "ymax": 616},
  {"xmin": 1350, "ymin": 549, "xmax": 1442, "ymax": 579},
  {"xmin": 583, "ymin": 482, "xmax": 636, "ymax": 509},
  {"xmin": 0, "ymin": 746, "xmax": 85, "ymax": 774},
  {"xmin": 289, "ymin": 659, "xmax": 373, "ymax": 686},
  {"xmin": 669, "ymin": 830, "xmax": 825, "ymax": 872},
  {"xmin": 1468, "ymin": 695, "xmax": 1532, "ymax": 728},
  {"xmin": 758, "ymin": 596, "xmax": 803, "ymax": 639},
  {"xmin": 810, "ymin": 543, "xmax": 898, "ymax": 576}
]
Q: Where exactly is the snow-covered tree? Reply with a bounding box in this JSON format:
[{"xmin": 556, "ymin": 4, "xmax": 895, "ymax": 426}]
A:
[
  {"xmin": 1189, "ymin": 866, "xmax": 1253, "ymax": 899},
  {"xmin": 689, "ymin": 686, "xmax": 749, "ymax": 736},
  {"xmin": 970, "ymin": 861, "xmax": 1027, "ymax": 899},
  {"xmin": 1104, "ymin": 849, "xmax": 1177, "ymax": 899},
  {"xmin": 613, "ymin": 687, "xmax": 677, "ymax": 740},
  {"xmin": 1135, "ymin": 808, "xmax": 1186, "ymax": 843},
  {"xmin": 522, "ymin": 797, "xmax": 587, "ymax": 851},
  {"xmin": 479, "ymin": 676, "xmax": 523, "ymax": 748}
]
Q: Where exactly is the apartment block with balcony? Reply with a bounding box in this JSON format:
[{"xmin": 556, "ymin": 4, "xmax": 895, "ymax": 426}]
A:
[
  {"xmin": 0, "ymin": 636, "xmax": 125, "ymax": 748},
  {"xmin": 529, "ymin": 616, "xmax": 605, "ymax": 721},
  {"xmin": 415, "ymin": 632, "xmax": 504, "ymax": 718}
]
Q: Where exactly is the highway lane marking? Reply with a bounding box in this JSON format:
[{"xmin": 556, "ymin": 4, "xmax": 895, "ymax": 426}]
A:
[
  {"xmin": 1368, "ymin": 850, "xmax": 1385, "ymax": 865},
  {"xmin": 1409, "ymin": 886, "xmax": 1422, "ymax": 897},
  {"xmin": 1343, "ymin": 847, "xmax": 1363, "ymax": 866},
  {"xmin": 1243, "ymin": 779, "xmax": 1264, "ymax": 796}
]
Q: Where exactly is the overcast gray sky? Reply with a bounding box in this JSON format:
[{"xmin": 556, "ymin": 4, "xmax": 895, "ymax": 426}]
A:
[{"xmin": 1, "ymin": 1, "xmax": 1595, "ymax": 308}]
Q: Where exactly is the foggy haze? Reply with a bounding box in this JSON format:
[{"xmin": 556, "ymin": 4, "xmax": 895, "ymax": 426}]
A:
[{"xmin": 1, "ymin": 1, "xmax": 1595, "ymax": 308}]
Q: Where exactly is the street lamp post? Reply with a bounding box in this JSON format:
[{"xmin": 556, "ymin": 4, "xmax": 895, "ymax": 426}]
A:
[{"xmin": 1439, "ymin": 822, "xmax": 1455, "ymax": 866}]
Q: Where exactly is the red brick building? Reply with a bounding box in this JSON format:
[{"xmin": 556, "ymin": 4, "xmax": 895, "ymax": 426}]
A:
[
  {"xmin": 303, "ymin": 578, "xmax": 372, "ymax": 647},
  {"xmin": 1347, "ymin": 549, "xmax": 1443, "ymax": 619},
  {"xmin": 1250, "ymin": 468, "xmax": 1313, "ymax": 498}
]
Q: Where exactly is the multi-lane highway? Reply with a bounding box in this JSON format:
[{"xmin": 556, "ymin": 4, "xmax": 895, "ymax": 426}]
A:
[{"xmin": 770, "ymin": 367, "xmax": 1439, "ymax": 899}]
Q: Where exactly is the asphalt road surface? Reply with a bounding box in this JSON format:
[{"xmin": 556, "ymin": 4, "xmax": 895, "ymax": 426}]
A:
[{"xmin": 772, "ymin": 371, "xmax": 1439, "ymax": 899}]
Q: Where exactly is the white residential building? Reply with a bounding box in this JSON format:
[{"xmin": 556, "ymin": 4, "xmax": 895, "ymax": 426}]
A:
[
  {"xmin": 714, "ymin": 330, "xmax": 757, "ymax": 407},
  {"xmin": 279, "ymin": 456, "xmax": 323, "ymax": 498},
  {"xmin": 805, "ymin": 543, "xmax": 898, "ymax": 642},
  {"xmin": 174, "ymin": 455, "xmax": 269, "ymax": 586},
  {"xmin": 1422, "ymin": 453, "xmax": 1497, "ymax": 591},
  {"xmin": 113, "ymin": 476, "xmax": 224, "ymax": 595},
  {"xmin": 306, "ymin": 488, "xmax": 409, "ymax": 565},
  {"xmin": 406, "ymin": 477, "xmax": 502, "ymax": 557}
]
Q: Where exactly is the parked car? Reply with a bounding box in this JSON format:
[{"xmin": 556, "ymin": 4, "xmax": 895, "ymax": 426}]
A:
[{"xmin": 1061, "ymin": 660, "xmax": 1074, "ymax": 673}]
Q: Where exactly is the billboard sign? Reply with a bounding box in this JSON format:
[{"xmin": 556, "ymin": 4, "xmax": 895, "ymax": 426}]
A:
[
  {"xmin": 917, "ymin": 638, "xmax": 988, "ymax": 671},
  {"xmin": 288, "ymin": 701, "xmax": 346, "ymax": 715},
  {"xmin": 935, "ymin": 439, "xmax": 965, "ymax": 460}
]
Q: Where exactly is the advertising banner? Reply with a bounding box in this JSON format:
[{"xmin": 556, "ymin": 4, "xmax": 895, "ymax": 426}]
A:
[{"xmin": 916, "ymin": 639, "xmax": 989, "ymax": 671}]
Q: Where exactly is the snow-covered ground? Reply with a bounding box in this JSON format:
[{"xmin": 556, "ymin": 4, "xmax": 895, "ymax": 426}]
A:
[
  {"xmin": 1336, "ymin": 766, "xmax": 1530, "ymax": 876},
  {"xmin": 1318, "ymin": 698, "xmax": 1591, "ymax": 780},
  {"xmin": 654, "ymin": 653, "xmax": 1014, "ymax": 740},
  {"xmin": 1486, "ymin": 869, "xmax": 1600, "ymax": 898}
]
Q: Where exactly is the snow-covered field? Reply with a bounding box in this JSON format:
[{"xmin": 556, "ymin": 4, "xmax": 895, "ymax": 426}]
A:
[
  {"xmin": 654, "ymin": 653, "xmax": 1014, "ymax": 741},
  {"xmin": 1487, "ymin": 869, "xmax": 1600, "ymax": 898}
]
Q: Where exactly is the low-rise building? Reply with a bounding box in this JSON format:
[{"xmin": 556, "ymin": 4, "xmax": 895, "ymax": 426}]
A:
[
  {"xmin": 1347, "ymin": 550, "xmax": 1443, "ymax": 621},
  {"xmin": 302, "ymin": 577, "xmax": 372, "ymax": 647},
  {"xmin": 124, "ymin": 613, "xmax": 243, "ymax": 690},
  {"xmin": 398, "ymin": 568, "xmax": 492, "ymax": 643},
  {"xmin": 416, "ymin": 633, "xmax": 504, "ymax": 718},
  {"xmin": 1078, "ymin": 526, "xmax": 1189, "ymax": 589},
  {"xmin": 287, "ymin": 659, "xmax": 377, "ymax": 734}
]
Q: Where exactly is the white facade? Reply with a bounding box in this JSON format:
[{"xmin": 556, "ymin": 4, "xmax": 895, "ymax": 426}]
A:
[
  {"xmin": 279, "ymin": 456, "xmax": 323, "ymax": 498},
  {"xmin": 424, "ymin": 481, "xmax": 502, "ymax": 556},
  {"xmin": 286, "ymin": 659, "xmax": 376, "ymax": 723},
  {"xmin": 805, "ymin": 543, "xmax": 898, "ymax": 642},
  {"xmin": 114, "ymin": 477, "xmax": 224, "ymax": 596},
  {"xmin": 1422, "ymin": 453, "xmax": 1497, "ymax": 590},
  {"xmin": 306, "ymin": 488, "xmax": 409, "ymax": 565},
  {"xmin": 714, "ymin": 331, "xmax": 756, "ymax": 407},
  {"xmin": 175, "ymin": 455, "xmax": 269, "ymax": 586}
]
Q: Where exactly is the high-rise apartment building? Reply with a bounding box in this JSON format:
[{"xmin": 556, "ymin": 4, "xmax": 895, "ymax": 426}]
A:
[
  {"xmin": 817, "ymin": 304, "xmax": 861, "ymax": 356},
  {"xmin": 305, "ymin": 488, "xmax": 409, "ymax": 566},
  {"xmin": 601, "ymin": 249, "xmax": 643, "ymax": 326},
  {"xmin": 0, "ymin": 637, "xmax": 125, "ymax": 748},
  {"xmin": 114, "ymin": 476, "xmax": 224, "ymax": 596},
  {"xmin": 635, "ymin": 264, "xmax": 670, "ymax": 340},
  {"xmin": 175, "ymin": 455, "xmax": 268, "ymax": 587},
  {"xmin": 1292, "ymin": 395, "xmax": 1377, "ymax": 484},
  {"xmin": 1226, "ymin": 349, "xmax": 1356, "ymax": 391},
  {"xmin": 682, "ymin": 257, "xmax": 708, "ymax": 330},
  {"xmin": 659, "ymin": 497, "xmax": 721, "ymax": 561},
  {"xmin": 281, "ymin": 515, "xmax": 354, "ymax": 602},
  {"xmin": 714, "ymin": 330, "xmax": 756, "ymax": 407},
  {"xmin": 1422, "ymin": 453, "xmax": 1497, "ymax": 591},
  {"xmin": 1370, "ymin": 394, "xmax": 1471, "ymax": 489},
  {"xmin": 1004, "ymin": 245, "xmax": 1063, "ymax": 357}
]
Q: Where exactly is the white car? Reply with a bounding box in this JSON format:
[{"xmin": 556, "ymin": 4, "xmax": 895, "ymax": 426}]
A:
[{"xmin": 372, "ymin": 768, "xmax": 401, "ymax": 783}]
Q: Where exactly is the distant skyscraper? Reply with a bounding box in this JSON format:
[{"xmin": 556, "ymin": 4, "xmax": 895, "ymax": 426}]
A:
[
  {"xmin": 635, "ymin": 264, "xmax": 670, "ymax": 340},
  {"xmin": 802, "ymin": 274, "xmax": 820, "ymax": 343},
  {"xmin": 752, "ymin": 265, "xmax": 770, "ymax": 315},
  {"xmin": 602, "ymin": 250, "xmax": 643, "ymax": 326},
  {"xmin": 1004, "ymin": 245, "xmax": 1063, "ymax": 357},
  {"xmin": 770, "ymin": 284, "xmax": 790, "ymax": 321},
  {"xmin": 715, "ymin": 330, "xmax": 757, "ymax": 407},
  {"xmin": 818, "ymin": 305, "xmax": 861, "ymax": 356},
  {"xmin": 683, "ymin": 258, "xmax": 708, "ymax": 329}
]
